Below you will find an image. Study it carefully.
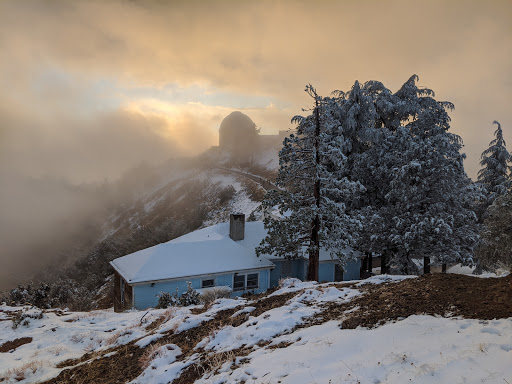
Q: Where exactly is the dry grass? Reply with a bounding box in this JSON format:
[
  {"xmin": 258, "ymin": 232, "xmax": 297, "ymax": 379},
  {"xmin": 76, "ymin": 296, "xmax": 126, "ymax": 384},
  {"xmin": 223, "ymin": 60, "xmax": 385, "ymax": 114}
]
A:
[
  {"xmin": 146, "ymin": 308, "xmax": 179, "ymax": 331},
  {"xmin": 70, "ymin": 332, "xmax": 92, "ymax": 344},
  {"xmin": 105, "ymin": 331, "xmax": 123, "ymax": 345},
  {"xmin": 160, "ymin": 308, "xmax": 178, "ymax": 322},
  {"xmin": 195, "ymin": 350, "xmax": 236, "ymax": 377},
  {"xmin": 32, "ymin": 346, "xmax": 68, "ymax": 359},
  {"xmin": 69, "ymin": 310, "xmax": 109, "ymax": 322},
  {"xmin": 48, "ymin": 346, "xmax": 67, "ymax": 356},
  {"xmin": 41, "ymin": 290, "xmax": 302, "ymax": 384},
  {"xmin": 105, "ymin": 323, "xmax": 140, "ymax": 345},
  {"xmin": 138, "ymin": 342, "xmax": 172, "ymax": 370},
  {"xmin": 0, "ymin": 360, "xmax": 47, "ymax": 382}
]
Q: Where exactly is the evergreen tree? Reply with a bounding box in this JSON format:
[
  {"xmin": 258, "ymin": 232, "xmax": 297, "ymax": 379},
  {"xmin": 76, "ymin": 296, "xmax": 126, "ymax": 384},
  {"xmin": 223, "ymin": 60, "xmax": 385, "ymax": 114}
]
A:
[
  {"xmin": 353, "ymin": 75, "xmax": 479, "ymax": 273},
  {"xmin": 257, "ymin": 85, "xmax": 362, "ymax": 281},
  {"xmin": 259, "ymin": 76, "xmax": 479, "ymax": 279},
  {"xmin": 475, "ymin": 190, "xmax": 512, "ymax": 270},
  {"xmin": 477, "ymin": 121, "xmax": 511, "ymax": 203}
]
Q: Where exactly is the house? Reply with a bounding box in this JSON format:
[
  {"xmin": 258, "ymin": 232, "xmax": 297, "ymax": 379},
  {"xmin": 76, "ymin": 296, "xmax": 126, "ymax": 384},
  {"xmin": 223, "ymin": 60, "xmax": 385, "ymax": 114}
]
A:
[{"xmin": 110, "ymin": 214, "xmax": 361, "ymax": 311}]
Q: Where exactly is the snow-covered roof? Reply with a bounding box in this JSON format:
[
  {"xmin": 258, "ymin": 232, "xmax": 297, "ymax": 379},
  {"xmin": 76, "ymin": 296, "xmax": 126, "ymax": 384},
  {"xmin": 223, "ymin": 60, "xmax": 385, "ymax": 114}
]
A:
[
  {"xmin": 110, "ymin": 222, "xmax": 275, "ymax": 284},
  {"xmin": 110, "ymin": 221, "xmax": 360, "ymax": 284}
]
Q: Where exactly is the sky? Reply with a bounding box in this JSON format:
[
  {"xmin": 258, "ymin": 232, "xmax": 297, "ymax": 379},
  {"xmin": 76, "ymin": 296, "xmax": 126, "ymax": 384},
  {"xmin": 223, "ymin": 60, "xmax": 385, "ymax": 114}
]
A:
[
  {"xmin": 1, "ymin": 0, "xmax": 511, "ymax": 183},
  {"xmin": 0, "ymin": 0, "xmax": 511, "ymax": 288}
]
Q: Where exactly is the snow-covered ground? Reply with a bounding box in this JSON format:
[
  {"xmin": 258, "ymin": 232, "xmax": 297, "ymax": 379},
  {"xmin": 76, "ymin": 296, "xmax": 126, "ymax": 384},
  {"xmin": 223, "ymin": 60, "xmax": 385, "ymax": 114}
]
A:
[
  {"xmin": 1, "ymin": 273, "xmax": 510, "ymax": 384},
  {"xmin": 203, "ymin": 315, "xmax": 512, "ymax": 384},
  {"xmin": 0, "ymin": 306, "xmax": 184, "ymax": 383}
]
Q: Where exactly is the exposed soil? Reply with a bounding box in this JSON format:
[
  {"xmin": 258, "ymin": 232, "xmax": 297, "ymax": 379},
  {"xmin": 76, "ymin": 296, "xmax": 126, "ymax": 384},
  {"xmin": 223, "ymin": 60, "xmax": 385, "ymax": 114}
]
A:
[
  {"xmin": 319, "ymin": 273, "xmax": 512, "ymax": 329},
  {"xmin": 0, "ymin": 337, "xmax": 32, "ymax": 353},
  {"xmin": 41, "ymin": 290, "xmax": 298, "ymax": 384},
  {"xmin": 39, "ymin": 274, "xmax": 512, "ymax": 384}
]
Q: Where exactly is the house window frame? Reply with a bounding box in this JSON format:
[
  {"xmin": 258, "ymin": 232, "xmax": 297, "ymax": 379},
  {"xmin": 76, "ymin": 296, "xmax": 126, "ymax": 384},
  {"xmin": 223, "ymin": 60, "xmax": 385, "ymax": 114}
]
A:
[
  {"xmin": 233, "ymin": 272, "xmax": 259, "ymax": 291},
  {"xmin": 233, "ymin": 274, "xmax": 246, "ymax": 291},
  {"xmin": 201, "ymin": 278, "xmax": 215, "ymax": 289}
]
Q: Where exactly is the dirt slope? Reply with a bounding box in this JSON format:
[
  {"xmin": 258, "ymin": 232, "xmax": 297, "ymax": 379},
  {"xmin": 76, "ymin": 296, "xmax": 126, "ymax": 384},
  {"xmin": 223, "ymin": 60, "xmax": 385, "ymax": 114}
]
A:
[{"xmin": 39, "ymin": 273, "xmax": 512, "ymax": 384}]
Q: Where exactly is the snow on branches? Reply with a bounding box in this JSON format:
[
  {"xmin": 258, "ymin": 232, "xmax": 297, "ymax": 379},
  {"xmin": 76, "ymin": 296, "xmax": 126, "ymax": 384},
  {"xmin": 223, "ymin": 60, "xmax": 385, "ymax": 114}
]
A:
[{"xmin": 258, "ymin": 76, "xmax": 480, "ymax": 278}]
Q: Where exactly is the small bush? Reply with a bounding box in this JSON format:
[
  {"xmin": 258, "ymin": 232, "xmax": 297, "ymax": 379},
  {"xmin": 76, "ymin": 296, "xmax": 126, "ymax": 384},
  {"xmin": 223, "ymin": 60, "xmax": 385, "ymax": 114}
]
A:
[
  {"xmin": 4, "ymin": 280, "xmax": 95, "ymax": 311},
  {"xmin": 156, "ymin": 290, "xmax": 180, "ymax": 309},
  {"xmin": 11, "ymin": 308, "xmax": 44, "ymax": 330},
  {"xmin": 200, "ymin": 287, "xmax": 231, "ymax": 307},
  {"xmin": 180, "ymin": 282, "xmax": 200, "ymax": 306},
  {"xmin": 156, "ymin": 282, "xmax": 200, "ymax": 308}
]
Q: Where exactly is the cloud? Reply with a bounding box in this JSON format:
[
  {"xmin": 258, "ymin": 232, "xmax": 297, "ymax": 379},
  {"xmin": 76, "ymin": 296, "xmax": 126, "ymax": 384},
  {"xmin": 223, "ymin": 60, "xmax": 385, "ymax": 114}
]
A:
[
  {"xmin": 0, "ymin": 0, "xmax": 511, "ymax": 288},
  {"xmin": 1, "ymin": 2, "xmax": 511, "ymax": 173}
]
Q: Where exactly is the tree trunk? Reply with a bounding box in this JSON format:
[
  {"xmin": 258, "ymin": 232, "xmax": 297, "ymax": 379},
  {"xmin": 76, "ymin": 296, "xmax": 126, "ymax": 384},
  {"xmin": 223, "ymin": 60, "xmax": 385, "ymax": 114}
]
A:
[
  {"xmin": 368, "ymin": 253, "xmax": 373, "ymax": 273},
  {"xmin": 381, "ymin": 253, "xmax": 388, "ymax": 274},
  {"xmin": 473, "ymin": 259, "xmax": 483, "ymax": 275},
  {"xmin": 442, "ymin": 263, "xmax": 447, "ymax": 273},
  {"xmin": 361, "ymin": 253, "xmax": 368, "ymax": 275},
  {"xmin": 307, "ymin": 226, "xmax": 320, "ymax": 281},
  {"xmin": 307, "ymin": 97, "xmax": 321, "ymax": 282},
  {"xmin": 423, "ymin": 256, "xmax": 431, "ymax": 274}
]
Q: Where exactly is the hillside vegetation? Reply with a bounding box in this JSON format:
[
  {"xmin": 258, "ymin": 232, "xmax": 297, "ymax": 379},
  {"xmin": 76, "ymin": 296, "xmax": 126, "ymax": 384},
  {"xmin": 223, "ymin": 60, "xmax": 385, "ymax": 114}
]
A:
[{"xmin": 1, "ymin": 273, "xmax": 511, "ymax": 383}]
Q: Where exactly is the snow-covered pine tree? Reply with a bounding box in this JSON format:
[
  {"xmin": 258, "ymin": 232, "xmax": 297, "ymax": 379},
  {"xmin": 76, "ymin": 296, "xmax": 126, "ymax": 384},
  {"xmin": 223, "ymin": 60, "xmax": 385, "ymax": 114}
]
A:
[
  {"xmin": 342, "ymin": 80, "xmax": 398, "ymax": 272},
  {"xmin": 256, "ymin": 85, "xmax": 362, "ymax": 281},
  {"xmin": 477, "ymin": 121, "xmax": 511, "ymax": 204},
  {"xmin": 475, "ymin": 189, "xmax": 512, "ymax": 270},
  {"xmin": 353, "ymin": 75, "xmax": 479, "ymax": 274}
]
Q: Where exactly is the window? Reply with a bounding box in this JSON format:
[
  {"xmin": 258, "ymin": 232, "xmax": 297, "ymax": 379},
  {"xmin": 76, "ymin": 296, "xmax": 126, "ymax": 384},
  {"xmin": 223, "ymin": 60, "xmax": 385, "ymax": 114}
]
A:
[
  {"xmin": 233, "ymin": 275, "xmax": 245, "ymax": 291},
  {"xmin": 201, "ymin": 278, "xmax": 215, "ymax": 289},
  {"xmin": 247, "ymin": 273, "xmax": 258, "ymax": 289},
  {"xmin": 233, "ymin": 273, "xmax": 259, "ymax": 291}
]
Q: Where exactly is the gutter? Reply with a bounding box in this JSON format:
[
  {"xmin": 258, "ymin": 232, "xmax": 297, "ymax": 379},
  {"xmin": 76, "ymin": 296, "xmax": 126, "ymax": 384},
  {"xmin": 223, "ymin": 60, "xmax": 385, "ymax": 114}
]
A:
[{"xmin": 111, "ymin": 263, "xmax": 275, "ymax": 286}]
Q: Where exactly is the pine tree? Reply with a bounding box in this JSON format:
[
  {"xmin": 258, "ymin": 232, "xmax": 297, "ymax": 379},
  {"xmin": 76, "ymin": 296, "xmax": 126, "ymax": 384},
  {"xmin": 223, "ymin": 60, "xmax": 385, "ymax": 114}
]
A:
[
  {"xmin": 353, "ymin": 75, "xmax": 479, "ymax": 274},
  {"xmin": 477, "ymin": 121, "xmax": 511, "ymax": 203},
  {"xmin": 259, "ymin": 76, "xmax": 479, "ymax": 279},
  {"xmin": 256, "ymin": 85, "xmax": 362, "ymax": 281},
  {"xmin": 475, "ymin": 190, "xmax": 512, "ymax": 270}
]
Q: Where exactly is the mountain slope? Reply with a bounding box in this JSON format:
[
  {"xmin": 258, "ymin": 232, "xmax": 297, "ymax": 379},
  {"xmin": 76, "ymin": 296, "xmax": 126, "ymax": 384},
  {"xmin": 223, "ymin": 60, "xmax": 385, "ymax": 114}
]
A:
[
  {"xmin": 1, "ymin": 273, "xmax": 511, "ymax": 384},
  {"xmin": 2, "ymin": 149, "xmax": 278, "ymax": 310}
]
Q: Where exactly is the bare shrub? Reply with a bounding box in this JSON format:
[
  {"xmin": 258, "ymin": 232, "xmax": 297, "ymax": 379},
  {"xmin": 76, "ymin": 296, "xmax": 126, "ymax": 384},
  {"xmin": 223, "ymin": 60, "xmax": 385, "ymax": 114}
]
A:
[
  {"xmin": 200, "ymin": 287, "xmax": 231, "ymax": 308},
  {"xmin": 278, "ymin": 277, "xmax": 301, "ymax": 289}
]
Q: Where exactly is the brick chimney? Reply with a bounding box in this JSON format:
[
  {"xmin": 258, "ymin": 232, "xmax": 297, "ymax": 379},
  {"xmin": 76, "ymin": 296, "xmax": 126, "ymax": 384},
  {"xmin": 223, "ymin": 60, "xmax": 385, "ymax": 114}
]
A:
[{"xmin": 229, "ymin": 213, "xmax": 245, "ymax": 241}]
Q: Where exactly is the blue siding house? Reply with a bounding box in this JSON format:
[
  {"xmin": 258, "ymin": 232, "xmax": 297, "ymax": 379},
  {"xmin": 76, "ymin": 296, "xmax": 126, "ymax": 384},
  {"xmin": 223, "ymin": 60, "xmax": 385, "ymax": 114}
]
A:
[{"xmin": 111, "ymin": 214, "xmax": 361, "ymax": 311}]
